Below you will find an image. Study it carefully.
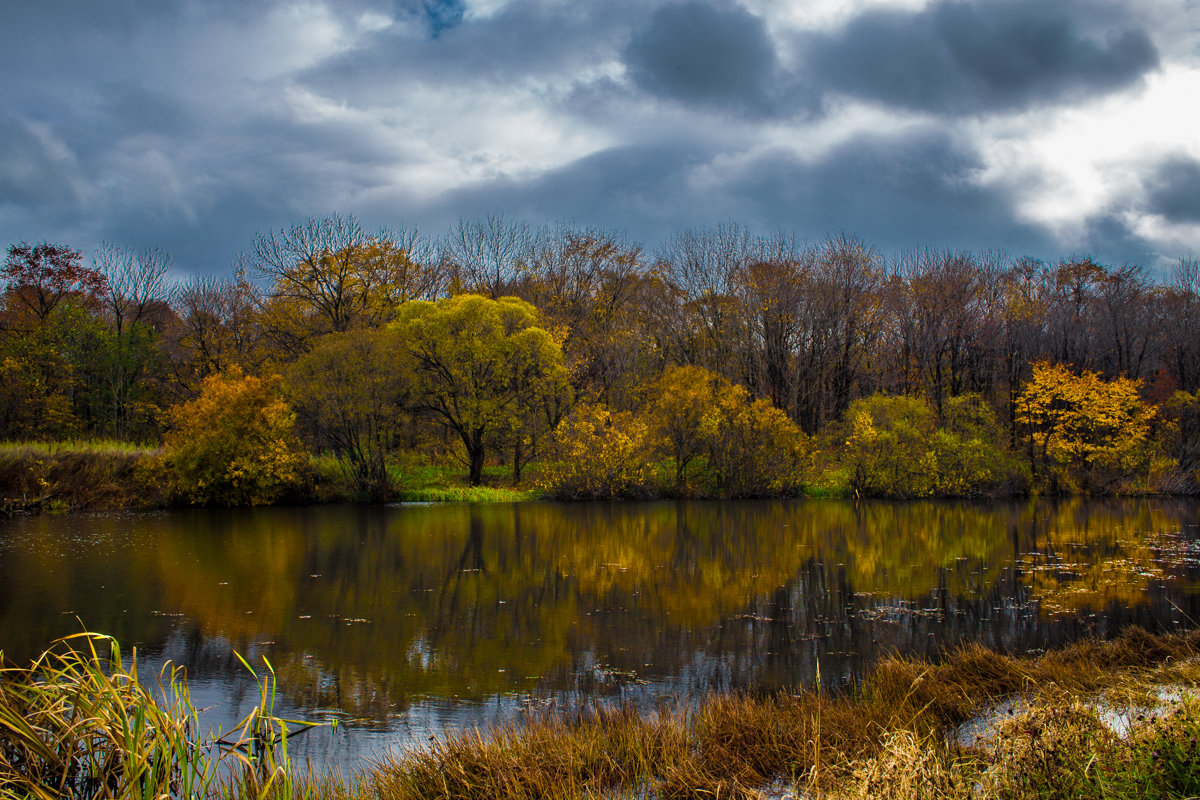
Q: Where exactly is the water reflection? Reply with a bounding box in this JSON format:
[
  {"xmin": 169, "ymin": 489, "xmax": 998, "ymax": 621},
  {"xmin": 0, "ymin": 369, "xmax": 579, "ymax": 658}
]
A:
[{"xmin": 2, "ymin": 499, "xmax": 1199, "ymax": 763}]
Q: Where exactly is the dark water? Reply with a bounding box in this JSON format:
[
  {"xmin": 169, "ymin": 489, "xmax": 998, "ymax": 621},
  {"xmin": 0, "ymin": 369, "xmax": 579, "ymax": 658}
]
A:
[{"xmin": 2, "ymin": 498, "xmax": 1199, "ymax": 771}]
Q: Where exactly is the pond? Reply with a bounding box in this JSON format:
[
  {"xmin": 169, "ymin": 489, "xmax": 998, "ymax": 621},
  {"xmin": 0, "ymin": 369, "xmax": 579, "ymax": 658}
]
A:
[{"xmin": 2, "ymin": 498, "xmax": 1199, "ymax": 772}]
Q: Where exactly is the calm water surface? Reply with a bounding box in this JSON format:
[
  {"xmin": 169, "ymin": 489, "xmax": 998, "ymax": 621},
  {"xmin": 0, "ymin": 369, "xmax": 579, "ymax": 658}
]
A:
[{"xmin": 2, "ymin": 498, "xmax": 1199, "ymax": 771}]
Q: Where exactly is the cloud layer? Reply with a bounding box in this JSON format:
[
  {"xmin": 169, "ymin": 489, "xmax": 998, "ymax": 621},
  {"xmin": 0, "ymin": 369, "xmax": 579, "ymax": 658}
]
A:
[{"xmin": 1, "ymin": 0, "xmax": 1196, "ymax": 277}]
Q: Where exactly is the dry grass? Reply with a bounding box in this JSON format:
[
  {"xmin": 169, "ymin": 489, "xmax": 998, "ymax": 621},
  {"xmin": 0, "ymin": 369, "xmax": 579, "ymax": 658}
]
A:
[
  {"xmin": 0, "ymin": 444, "xmax": 163, "ymax": 512},
  {"xmin": 9, "ymin": 628, "xmax": 1200, "ymax": 799},
  {"xmin": 320, "ymin": 627, "xmax": 1200, "ymax": 800}
]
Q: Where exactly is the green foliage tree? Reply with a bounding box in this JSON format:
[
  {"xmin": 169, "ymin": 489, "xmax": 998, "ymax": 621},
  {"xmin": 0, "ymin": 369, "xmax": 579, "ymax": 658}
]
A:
[
  {"xmin": 0, "ymin": 300, "xmax": 111, "ymax": 440},
  {"xmin": 393, "ymin": 294, "xmax": 570, "ymax": 485},
  {"xmin": 286, "ymin": 327, "xmax": 413, "ymax": 498},
  {"xmin": 1015, "ymin": 362, "xmax": 1157, "ymax": 492},
  {"xmin": 540, "ymin": 403, "xmax": 657, "ymax": 499},
  {"xmin": 842, "ymin": 393, "xmax": 1014, "ymax": 498},
  {"xmin": 163, "ymin": 369, "xmax": 303, "ymax": 506}
]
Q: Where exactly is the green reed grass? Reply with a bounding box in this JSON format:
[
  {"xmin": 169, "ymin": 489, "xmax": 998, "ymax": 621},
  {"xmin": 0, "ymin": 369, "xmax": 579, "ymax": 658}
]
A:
[{"xmin": 0, "ymin": 632, "xmax": 321, "ymax": 800}]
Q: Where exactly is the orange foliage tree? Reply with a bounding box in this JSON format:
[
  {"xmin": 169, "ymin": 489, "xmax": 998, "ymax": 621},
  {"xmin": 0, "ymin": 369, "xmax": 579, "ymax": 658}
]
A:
[{"xmin": 164, "ymin": 369, "xmax": 303, "ymax": 506}]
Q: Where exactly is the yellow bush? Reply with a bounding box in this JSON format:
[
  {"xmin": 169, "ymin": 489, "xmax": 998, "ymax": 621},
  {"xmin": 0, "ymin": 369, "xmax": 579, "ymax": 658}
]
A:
[
  {"xmin": 164, "ymin": 369, "xmax": 303, "ymax": 506},
  {"xmin": 540, "ymin": 403, "xmax": 656, "ymax": 499}
]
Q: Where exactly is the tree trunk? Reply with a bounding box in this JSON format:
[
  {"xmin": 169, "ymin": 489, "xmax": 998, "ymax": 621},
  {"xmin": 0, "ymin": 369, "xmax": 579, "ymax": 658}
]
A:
[{"xmin": 468, "ymin": 435, "xmax": 486, "ymax": 486}]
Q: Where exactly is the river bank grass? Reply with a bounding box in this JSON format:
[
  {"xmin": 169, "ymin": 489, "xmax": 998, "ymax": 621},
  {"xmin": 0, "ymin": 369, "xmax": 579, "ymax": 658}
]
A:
[
  {"xmin": 0, "ymin": 440, "xmax": 162, "ymax": 513},
  {"xmin": 318, "ymin": 627, "xmax": 1200, "ymax": 800},
  {"xmin": 6, "ymin": 628, "xmax": 1200, "ymax": 798}
]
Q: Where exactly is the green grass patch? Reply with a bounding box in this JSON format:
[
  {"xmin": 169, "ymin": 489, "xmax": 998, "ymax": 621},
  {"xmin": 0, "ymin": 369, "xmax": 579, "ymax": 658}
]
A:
[{"xmin": 395, "ymin": 485, "xmax": 541, "ymax": 503}]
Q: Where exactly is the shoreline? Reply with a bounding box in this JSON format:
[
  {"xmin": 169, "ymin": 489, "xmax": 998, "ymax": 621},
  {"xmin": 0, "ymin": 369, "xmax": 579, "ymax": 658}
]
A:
[{"xmin": 4, "ymin": 442, "xmax": 1193, "ymax": 515}]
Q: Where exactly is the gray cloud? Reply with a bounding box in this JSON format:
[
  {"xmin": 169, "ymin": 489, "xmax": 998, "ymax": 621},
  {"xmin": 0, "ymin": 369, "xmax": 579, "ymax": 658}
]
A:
[
  {"xmin": 623, "ymin": 1, "xmax": 783, "ymax": 116},
  {"xmin": 0, "ymin": 0, "xmax": 1189, "ymax": 275},
  {"xmin": 1146, "ymin": 156, "xmax": 1200, "ymax": 223},
  {"xmin": 803, "ymin": 0, "xmax": 1159, "ymax": 114},
  {"xmin": 424, "ymin": 0, "xmax": 466, "ymax": 37}
]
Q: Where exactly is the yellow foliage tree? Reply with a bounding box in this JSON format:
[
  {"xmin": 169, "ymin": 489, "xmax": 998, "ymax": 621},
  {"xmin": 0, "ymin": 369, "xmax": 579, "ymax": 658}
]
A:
[
  {"xmin": 699, "ymin": 384, "xmax": 806, "ymax": 498},
  {"xmin": 164, "ymin": 369, "xmax": 303, "ymax": 506},
  {"xmin": 1015, "ymin": 361, "xmax": 1157, "ymax": 492},
  {"xmin": 394, "ymin": 294, "xmax": 570, "ymax": 485},
  {"xmin": 649, "ymin": 365, "xmax": 723, "ymax": 488},
  {"xmin": 540, "ymin": 403, "xmax": 656, "ymax": 499},
  {"xmin": 648, "ymin": 364, "xmax": 805, "ymax": 497}
]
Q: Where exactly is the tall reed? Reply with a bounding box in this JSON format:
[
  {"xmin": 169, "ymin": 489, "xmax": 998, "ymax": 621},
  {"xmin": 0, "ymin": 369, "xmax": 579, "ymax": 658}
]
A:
[{"xmin": 0, "ymin": 632, "xmax": 320, "ymax": 800}]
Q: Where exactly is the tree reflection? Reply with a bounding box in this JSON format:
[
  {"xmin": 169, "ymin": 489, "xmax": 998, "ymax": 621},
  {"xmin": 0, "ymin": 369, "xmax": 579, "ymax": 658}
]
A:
[{"xmin": 2, "ymin": 499, "xmax": 1198, "ymax": 724}]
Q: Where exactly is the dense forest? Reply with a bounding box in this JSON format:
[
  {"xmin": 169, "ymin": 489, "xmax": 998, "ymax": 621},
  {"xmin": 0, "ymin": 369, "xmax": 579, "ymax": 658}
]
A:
[{"xmin": 3, "ymin": 214, "xmax": 1199, "ymax": 503}]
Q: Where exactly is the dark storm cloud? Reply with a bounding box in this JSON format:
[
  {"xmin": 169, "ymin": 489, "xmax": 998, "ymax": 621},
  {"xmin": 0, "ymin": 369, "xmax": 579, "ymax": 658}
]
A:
[
  {"xmin": 804, "ymin": 0, "xmax": 1159, "ymax": 114},
  {"xmin": 0, "ymin": 117, "xmax": 84, "ymax": 210},
  {"xmin": 622, "ymin": 1, "xmax": 782, "ymax": 116},
  {"xmin": 723, "ymin": 128, "xmax": 1054, "ymax": 254},
  {"xmin": 418, "ymin": 128, "xmax": 1067, "ymax": 259},
  {"xmin": 423, "ymin": 140, "xmax": 713, "ymax": 240},
  {"xmin": 423, "ymin": 0, "xmax": 466, "ymax": 37},
  {"xmin": 1146, "ymin": 156, "xmax": 1200, "ymax": 223}
]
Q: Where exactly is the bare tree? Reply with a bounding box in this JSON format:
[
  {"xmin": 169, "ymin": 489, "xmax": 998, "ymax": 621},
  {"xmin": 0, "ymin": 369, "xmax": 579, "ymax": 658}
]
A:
[
  {"xmin": 93, "ymin": 243, "xmax": 171, "ymax": 334},
  {"xmin": 248, "ymin": 213, "xmax": 440, "ymax": 353},
  {"xmin": 169, "ymin": 270, "xmax": 264, "ymax": 391},
  {"xmin": 440, "ymin": 215, "xmax": 534, "ymax": 298}
]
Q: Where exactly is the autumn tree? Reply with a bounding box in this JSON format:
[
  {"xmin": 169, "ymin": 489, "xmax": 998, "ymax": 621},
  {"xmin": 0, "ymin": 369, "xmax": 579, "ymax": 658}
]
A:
[
  {"xmin": 1162, "ymin": 257, "xmax": 1200, "ymax": 394},
  {"xmin": 2, "ymin": 241, "xmax": 107, "ymax": 325},
  {"xmin": 522, "ymin": 225, "xmax": 660, "ymax": 407},
  {"xmin": 840, "ymin": 393, "xmax": 1016, "ymax": 498},
  {"xmin": 648, "ymin": 365, "xmax": 721, "ymax": 489},
  {"xmin": 1015, "ymin": 361, "xmax": 1157, "ymax": 492},
  {"xmin": 393, "ymin": 294, "xmax": 570, "ymax": 485},
  {"xmin": 698, "ymin": 381, "xmax": 806, "ymax": 498},
  {"xmin": 441, "ymin": 215, "xmax": 534, "ymax": 298},
  {"xmin": 163, "ymin": 369, "xmax": 303, "ymax": 506},
  {"xmin": 286, "ymin": 327, "xmax": 414, "ymax": 497},
  {"xmin": 250, "ymin": 214, "xmax": 438, "ymax": 351},
  {"xmin": 91, "ymin": 243, "xmax": 174, "ymax": 439},
  {"xmin": 168, "ymin": 271, "xmax": 265, "ymax": 393},
  {"xmin": 647, "ymin": 364, "xmax": 805, "ymax": 497}
]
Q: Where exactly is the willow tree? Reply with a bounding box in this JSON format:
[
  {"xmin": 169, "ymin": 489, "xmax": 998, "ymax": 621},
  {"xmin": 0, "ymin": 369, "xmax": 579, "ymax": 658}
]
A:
[{"xmin": 394, "ymin": 294, "xmax": 570, "ymax": 484}]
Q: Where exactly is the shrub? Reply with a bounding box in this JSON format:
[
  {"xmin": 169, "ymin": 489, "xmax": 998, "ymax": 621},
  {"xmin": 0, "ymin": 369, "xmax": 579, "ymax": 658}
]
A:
[
  {"xmin": 698, "ymin": 385, "xmax": 805, "ymax": 498},
  {"xmin": 648, "ymin": 365, "xmax": 805, "ymax": 498},
  {"xmin": 841, "ymin": 393, "xmax": 1017, "ymax": 498},
  {"xmin": 540, "ymin": 403, "xmax": 656, "ymax": 499},
  {"xmin": 163, "ymin": 368, "xmax": 303, "ymax": 506}
]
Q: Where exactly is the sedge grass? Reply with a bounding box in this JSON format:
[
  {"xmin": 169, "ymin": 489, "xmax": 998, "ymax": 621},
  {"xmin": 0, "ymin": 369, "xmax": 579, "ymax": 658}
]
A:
[
  {"xmin": 0, "ymin": 632, "xmax": 323, "ymax": 800},
  {"xmin": 7, "ymin": 629, "xmax": 1200, "ymax": 799}
]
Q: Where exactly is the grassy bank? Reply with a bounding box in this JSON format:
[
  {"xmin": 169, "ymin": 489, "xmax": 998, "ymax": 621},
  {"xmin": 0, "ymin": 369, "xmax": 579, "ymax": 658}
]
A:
[
  {"xmin": 0, "ymin": 440, "xmax": 163, "ymax": 513},
  {"xmin": 6, "ymin": 628, "xmax": 1200, "ymax": 798}
]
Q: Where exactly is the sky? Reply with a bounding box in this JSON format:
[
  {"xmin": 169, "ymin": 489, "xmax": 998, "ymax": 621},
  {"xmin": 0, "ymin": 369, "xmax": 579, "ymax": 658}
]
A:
[{"xmin": 2, "ymin": 0, "xmax": 1199, "ymax": 278}]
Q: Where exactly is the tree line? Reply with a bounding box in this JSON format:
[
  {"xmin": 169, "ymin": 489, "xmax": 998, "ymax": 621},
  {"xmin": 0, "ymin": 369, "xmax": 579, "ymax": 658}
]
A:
[{"xmin": 3, "ymin": 214, "xmax": 1198, "ymax": 501}]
